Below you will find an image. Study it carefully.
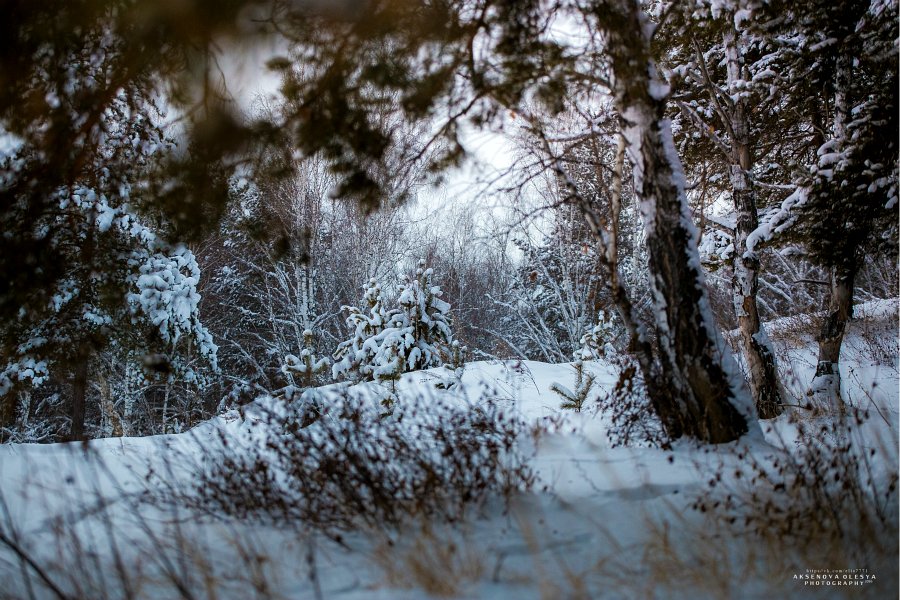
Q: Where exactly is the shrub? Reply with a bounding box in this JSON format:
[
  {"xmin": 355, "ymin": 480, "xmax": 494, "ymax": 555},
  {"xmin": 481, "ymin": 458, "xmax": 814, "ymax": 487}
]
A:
[
  {"xmin": 169, "ymin": 387, "xmax": 537, "ymax": 540},
  {"xmin": 692, "ymin": 408, "xmax": 898, "ymax": 565}
]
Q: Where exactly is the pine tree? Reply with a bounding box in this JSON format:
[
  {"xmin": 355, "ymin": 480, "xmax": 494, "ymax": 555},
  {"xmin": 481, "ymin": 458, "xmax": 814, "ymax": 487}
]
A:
[
  {"xmin": 577, "ymin": 309, "xmax": 618, "ymax": 361},
  {"xmin": 351, "ymin": 261, "xmax": 454, "ymax": 414},
  {"xmin": 360, "ymin": 260, "xmax": 455, "ymax": 382},
  {"xmin": 332, "ymin": 278, "xmax": 387, "ymax": 381},
  {"xmin": 282, "ymin": 328, "xmax": 330, "ymax": 427},
  {"xmin": 551, "ymin": 361, "xmax": 597, "ymax": 413},
  {"xmin": 744, "ymin": 0, "xmax": 898, "ymax": 411},
  {"xmin": 367, "ymin": 310, "xmax": 408, "ymax": 415},
  {"xmin": 283, "ymin": 329, "xmax": 331, "ymax": 389},
  {"xmin": 396, "ymin": 260, "xmax": 454, "ymax": 372}
]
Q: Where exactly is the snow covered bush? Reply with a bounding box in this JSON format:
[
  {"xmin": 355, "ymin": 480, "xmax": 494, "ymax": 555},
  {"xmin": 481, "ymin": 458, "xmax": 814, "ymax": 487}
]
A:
[
  {"xmin": 279, "ymin": 328, "xmax": 331, "ymax": 426},
  {"xmin": 332, "ymin": 278, "xmax": 388, "ymax": 381},
  {"xmin": 282, "ymin": 329, "xmax": 330, "ymax": 388},
  {"xmin": 596, "ymin": 358, "xmax": 668, "ymax": 448},
  {"xmin": 566, "ymin": 309, "xmax": 666, "ymax": 446},
  {"xmin": 176, "ymin": 391, "xmax": 535, "ymax": 539},
  {"xmin": 576, "ymin": 309, "xmax": 618, "ymax": 361}
]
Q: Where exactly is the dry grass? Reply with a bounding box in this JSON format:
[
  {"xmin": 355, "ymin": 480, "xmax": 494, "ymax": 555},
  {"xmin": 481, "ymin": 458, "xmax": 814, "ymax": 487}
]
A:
[{"xmin": 371, "ymin": 521, "xmax": 487, "ymax": 597}]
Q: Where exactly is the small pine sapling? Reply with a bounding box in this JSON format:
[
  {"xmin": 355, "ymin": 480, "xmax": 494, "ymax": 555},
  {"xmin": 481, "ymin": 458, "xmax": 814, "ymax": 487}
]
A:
[
  {"xmin": 550, "ymin": 309, "xmax": 615, "ymax": 412},
  {"xmin": 448, "ymin": 340, "xmax": 468, "ymax": 372},
  {"xmin": 282, "ymin": 329, "xmax": 331, "ymax": 427},
  {"xmin": 283, "ymin": 329, "xmax": 331, "ymax": 388},
  {"xmin": 577, "ymin": 309, "xmax": 617, "ymax": 361},
  {"xmin": 550, "ymin": 360, "xmax": 596, "ymax": 412},
  {"xmin": 436, "ymin": 340, "xmax": 468, "ymax": 390}
]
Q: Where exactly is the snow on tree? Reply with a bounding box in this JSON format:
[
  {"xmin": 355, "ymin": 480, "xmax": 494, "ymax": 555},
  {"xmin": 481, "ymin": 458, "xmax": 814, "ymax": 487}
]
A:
[
  {"xmin": 742, "ymin": 0, "xmax": 898, "ymax": 412},
  {"xmin": 267, "ymin": 0, "xmax": 758, "ymax": 443},
  {"xmin": 577, "ymin": 309, "xmax": 618, "ymax": 361},
  {"xmin": 332, "ymin": 278, "xmax": 388, "ymax": 381},
  {"xmin": 283, "ymin": 329, "xmax": 330, "ymax": 387},
  {"xmin": 343, "ymin": 261, "xmax": 454, "ymax": 415},
  {"xmin": 500, "ymin": 220, "xmax": 603, "ymax": 363},
  {"xmin": 280, "ymin": 328, "xmax": 331, "ymax": 428},
  {"xmin": 659, "ymin": 0, "xmax": 788, "ymax": 419},
  {"xmin": 334, "ymin": 261, "xmax": 454, "ymax": 388},
  {"xmin": 129, "ymin": 246, "xmax": 218, "ymax": 369},
  {"xmin": 394, "ymin": 260, "xmax": 453, "ymax": 372},
  {"xmin": 366, "ymin": 311, "xmax": 409, "ymax": 397},
  {"xmin": 0, "ymin": 193, "xmax": 219, "ymax": 439}
]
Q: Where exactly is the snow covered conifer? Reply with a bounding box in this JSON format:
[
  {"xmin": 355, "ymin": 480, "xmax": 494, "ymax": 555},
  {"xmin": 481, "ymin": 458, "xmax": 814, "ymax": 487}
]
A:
[
  {"xmin": 332, "ymin": 278, "xmax": 387, "ymax": 381},
  {"xmin": 283, "ymin": 329, "xmax": 330, "ymax": 389},
  {"xmin": 356, "ymin": 261, "xmax": 455, "ymax": 381},
  {"xmin": 282, "ymin": 328, "xmax": 330, "ymax": 427},
  {"xmin": 577, "ymin": 309, "xmax": 617, "ymax": 361},
  {"xmin": 357, "ymin": 262, "xmax": 454, "ymax": 415},
  {"xmin": 394, "ymin": 260, "xmax": 453, "ymax": 372}
]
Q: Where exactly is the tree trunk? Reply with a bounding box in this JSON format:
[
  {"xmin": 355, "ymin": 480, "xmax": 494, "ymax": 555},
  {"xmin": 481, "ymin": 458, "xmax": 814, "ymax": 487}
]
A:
[
  {"xmin": 723, "ymin": 26, "xmax": 784, "ymax": 419},
  {"xmin": 97, "ymin": 370, "xmax": 124, "ymax": 437},
  {"xmin": 808, "ymin": 53, "xmax": 855, "ymax": 414},
  {"xmin": 810, "ymin": 263, "xmax": 855, "ymax": 412},
  {"xmin": 70, "ymin": 350, "xmax": 89, "ymax": 441},
  {"xmin": 598, "ymin": 1, "xmax": 753, "ymax": 443},
  {"xmin": 0, "ymin": 391, "xmax": 15, "ymax": 441}
]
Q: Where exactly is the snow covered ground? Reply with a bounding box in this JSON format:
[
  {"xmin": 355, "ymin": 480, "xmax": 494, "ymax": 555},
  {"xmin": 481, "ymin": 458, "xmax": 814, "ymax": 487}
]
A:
[{"xmin": 0, "ymin": 301, "xmax": 897, "ymax": 599}]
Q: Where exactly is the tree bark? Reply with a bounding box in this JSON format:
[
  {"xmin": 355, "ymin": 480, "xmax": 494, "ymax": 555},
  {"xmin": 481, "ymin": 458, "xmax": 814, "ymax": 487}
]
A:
[
  {"xmin": 0, "ymin": 394, "xmax": 15, "ymax": 442},
  {"xmin": 597, "ymin": 1, "xmax": 753, "ymax": 443},
  {"xmin": 70, "ymin": 350, "xmax": 89, "ymax": 441},
  {"xmin": 810, "ymin": 263, "xmax": 855, "ymax": 412},
  {"xmin": 97, "ymin": 370, "xmax": 124, "ymax": 437},
  {"xmin": 723, "ymin": 26, "xmax": 784, "ymax": 419}
]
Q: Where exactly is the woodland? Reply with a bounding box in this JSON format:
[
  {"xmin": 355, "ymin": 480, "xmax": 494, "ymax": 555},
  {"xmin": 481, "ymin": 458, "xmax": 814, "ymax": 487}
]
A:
[{"xmin": 0, "ymin": 1, "xmax": 896, "ymax": 598}]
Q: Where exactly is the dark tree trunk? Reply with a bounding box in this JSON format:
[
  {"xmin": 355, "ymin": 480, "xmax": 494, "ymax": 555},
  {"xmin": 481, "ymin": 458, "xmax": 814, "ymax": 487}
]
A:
[
  {"xmin": 0, "ymin": 393, "xmax": 15, "ymax": 442},
  {"xmin": 596, "ymin": 1, "xmax": 752, "ymax": 443},
  {"xmin": 810, "ymin": 262, "xmax": 855, "ymax": 412},
  {"xmin": 723, "ymin": 26, "xmax": 784, "ymax": 420},
  {"xmin": 70, "ymin": 351, "xmax": 89, "ymax": 441}
]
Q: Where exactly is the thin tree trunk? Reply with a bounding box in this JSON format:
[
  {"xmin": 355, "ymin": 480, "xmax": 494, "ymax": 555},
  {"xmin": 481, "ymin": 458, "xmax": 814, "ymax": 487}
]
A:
[
  {"xmin": 810, "ymin": 263, "xmax": 855, "ymax": 412},
  {"xmin": 598, "ymin": 0, "xmax": 753, "ymax": 443},
  {"xmin": 70, "ymin": 350, "xmax": 89, "ymax": 441},
  {"xmin": 70, "ymin": 198, "xmax": 97, "ymax": 442},
  {"xmin": 0, "ymin": 392, "xmax": 15, "ymax": 441},
  {"xmin": 161, "ymin": 382, "xmax": 171, "ymax": 434},
  {"xmin": 97, "ymin": 370, "xmax": 124, "ymax": 437},
  {"xmin": 723, "ymin": 26, "xmax": 783, "ymax": 419}
]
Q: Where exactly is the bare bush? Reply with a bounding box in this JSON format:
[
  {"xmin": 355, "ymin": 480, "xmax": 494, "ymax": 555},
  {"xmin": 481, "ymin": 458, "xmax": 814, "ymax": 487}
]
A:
[
  {"xmin": 693, "ymin": 409, "xmax": 898, "ymax": 566},
  {"xmin": 598, "ymin": 358, "xmax": 668, "ymax": 449},
  {"xmin": 161, "ymin": 389, "xmax": 538, "ymax": 540}
]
